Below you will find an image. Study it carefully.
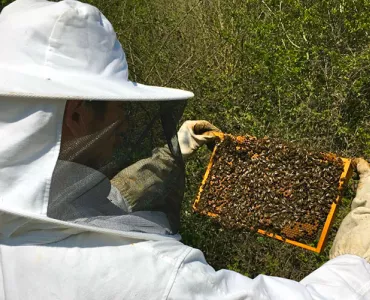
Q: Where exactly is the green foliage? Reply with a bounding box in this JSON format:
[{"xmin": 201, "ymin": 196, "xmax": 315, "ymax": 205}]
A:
[{"xmin": 84, "ymin": 0, "xmax": 370, "ymax": 156}]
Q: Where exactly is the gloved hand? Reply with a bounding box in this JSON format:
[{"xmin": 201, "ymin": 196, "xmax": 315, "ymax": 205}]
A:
[
  {"xmin": 330, "ymin": 158, "xmax": 370, "ymax": 261},
  {"xmin": 177, "ymin": 120, "xmax": 221, "ymax": 160},
  {"xmin": 351, "ymin": 158, "xmax": 370, "ymax": 208}
]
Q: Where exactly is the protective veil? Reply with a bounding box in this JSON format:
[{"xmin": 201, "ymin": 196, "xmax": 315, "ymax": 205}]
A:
[
  {"xmin": 48, "ymin": 100, "xmax": 186, "ymax": 234},
  {"xmin": 1, "ymin": 1, "xmax": 370, "ymax": 299}
]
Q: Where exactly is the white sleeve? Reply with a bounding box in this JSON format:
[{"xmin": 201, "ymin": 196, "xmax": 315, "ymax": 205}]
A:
[
  {"xmin": 167, "ymin": 249, "xmax": 370, "ymax": 300},
  {"xmin": 301, "ymin": 254, "xmax": 370, "ymax": 299}
]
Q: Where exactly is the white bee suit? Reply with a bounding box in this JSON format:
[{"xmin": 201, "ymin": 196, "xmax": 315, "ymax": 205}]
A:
[{"xmin": 1, "ymin": 0, "xmax": 370, "ymax": 299}]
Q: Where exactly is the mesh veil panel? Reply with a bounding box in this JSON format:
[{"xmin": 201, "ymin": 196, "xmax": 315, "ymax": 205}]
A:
[{"xmin": 48, "ymin": 101, "xmax": 186, "ymax": 234}]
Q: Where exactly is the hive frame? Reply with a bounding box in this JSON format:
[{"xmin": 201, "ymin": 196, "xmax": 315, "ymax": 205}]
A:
[{"xmin": 193, "ymin": 133, "xmax": 353, "ymax": 253}]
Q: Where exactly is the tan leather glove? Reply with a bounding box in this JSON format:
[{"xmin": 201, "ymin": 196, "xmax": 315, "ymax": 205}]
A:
[
  {"xmin": 177, "ymin": 120, "xmax": 221, "ymax": 160},
  {"xmin": 330, "ymin": 158, "xmax": 370, "ymax": 261}
]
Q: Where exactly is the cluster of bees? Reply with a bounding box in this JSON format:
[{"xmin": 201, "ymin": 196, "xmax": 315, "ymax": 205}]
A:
[{"xmin": 198, "ymin": 135, "xmax": 344, "ymax": 243}]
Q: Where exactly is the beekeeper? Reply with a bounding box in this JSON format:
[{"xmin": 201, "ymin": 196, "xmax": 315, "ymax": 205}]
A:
[{"xmin": 0, "ymin": 0, "xmax": 369, "ymax": 299}]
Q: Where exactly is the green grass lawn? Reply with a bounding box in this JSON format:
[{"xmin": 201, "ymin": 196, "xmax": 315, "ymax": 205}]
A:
[{"xmin": 2, "ymin": 0, "xmax": 369, "ymax": 280}]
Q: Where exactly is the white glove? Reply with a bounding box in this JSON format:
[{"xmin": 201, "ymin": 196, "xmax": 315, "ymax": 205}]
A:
[
  {"xmin": 177, "ymin": 120, "xmax": 221, "ymax": 160},
  {"xmin": 351, "ymin": 158, "xmax": 370, "ymax": 209},
  {"xmin": 330, "ymin": 158, "xmax": 370, "ymax": 261}
]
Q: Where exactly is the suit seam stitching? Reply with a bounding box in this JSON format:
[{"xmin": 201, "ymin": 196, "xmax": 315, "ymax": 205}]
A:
[{"xmin": 163, "ymin": 247, "xmax": 192, "ymax": 300}]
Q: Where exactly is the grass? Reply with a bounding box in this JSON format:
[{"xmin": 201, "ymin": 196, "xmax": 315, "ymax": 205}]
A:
[{"xmin": 2, "ymin": 0, "xmax": 369, "ymax": 280}]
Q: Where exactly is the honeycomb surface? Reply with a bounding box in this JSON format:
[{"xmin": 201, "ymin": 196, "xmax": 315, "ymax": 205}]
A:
[{"xmin": 197, "ymin": 135, "xmax": 344, "ymax": 244}]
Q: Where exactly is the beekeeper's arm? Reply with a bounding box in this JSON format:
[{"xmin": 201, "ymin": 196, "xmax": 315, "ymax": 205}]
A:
[
  {"xmin": 166, "ymin": 158, "xmax": 370, "ymax": 299},
  {"xmin": 329, "ymin": 158, "xmax": 370, "ymax": 260},
  {"xmin": 111, "ymin": 120, "xmax": 220, "ymax": 211},
  {"xmin": 110, "ymin": 120, "xmax": 220, "ymax": 231}
]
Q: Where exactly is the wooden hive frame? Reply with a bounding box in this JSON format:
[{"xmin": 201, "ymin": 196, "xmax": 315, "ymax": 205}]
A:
[{"xmin": 193, "ymin": 133, "xmax": 353, "ymax": 253}]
